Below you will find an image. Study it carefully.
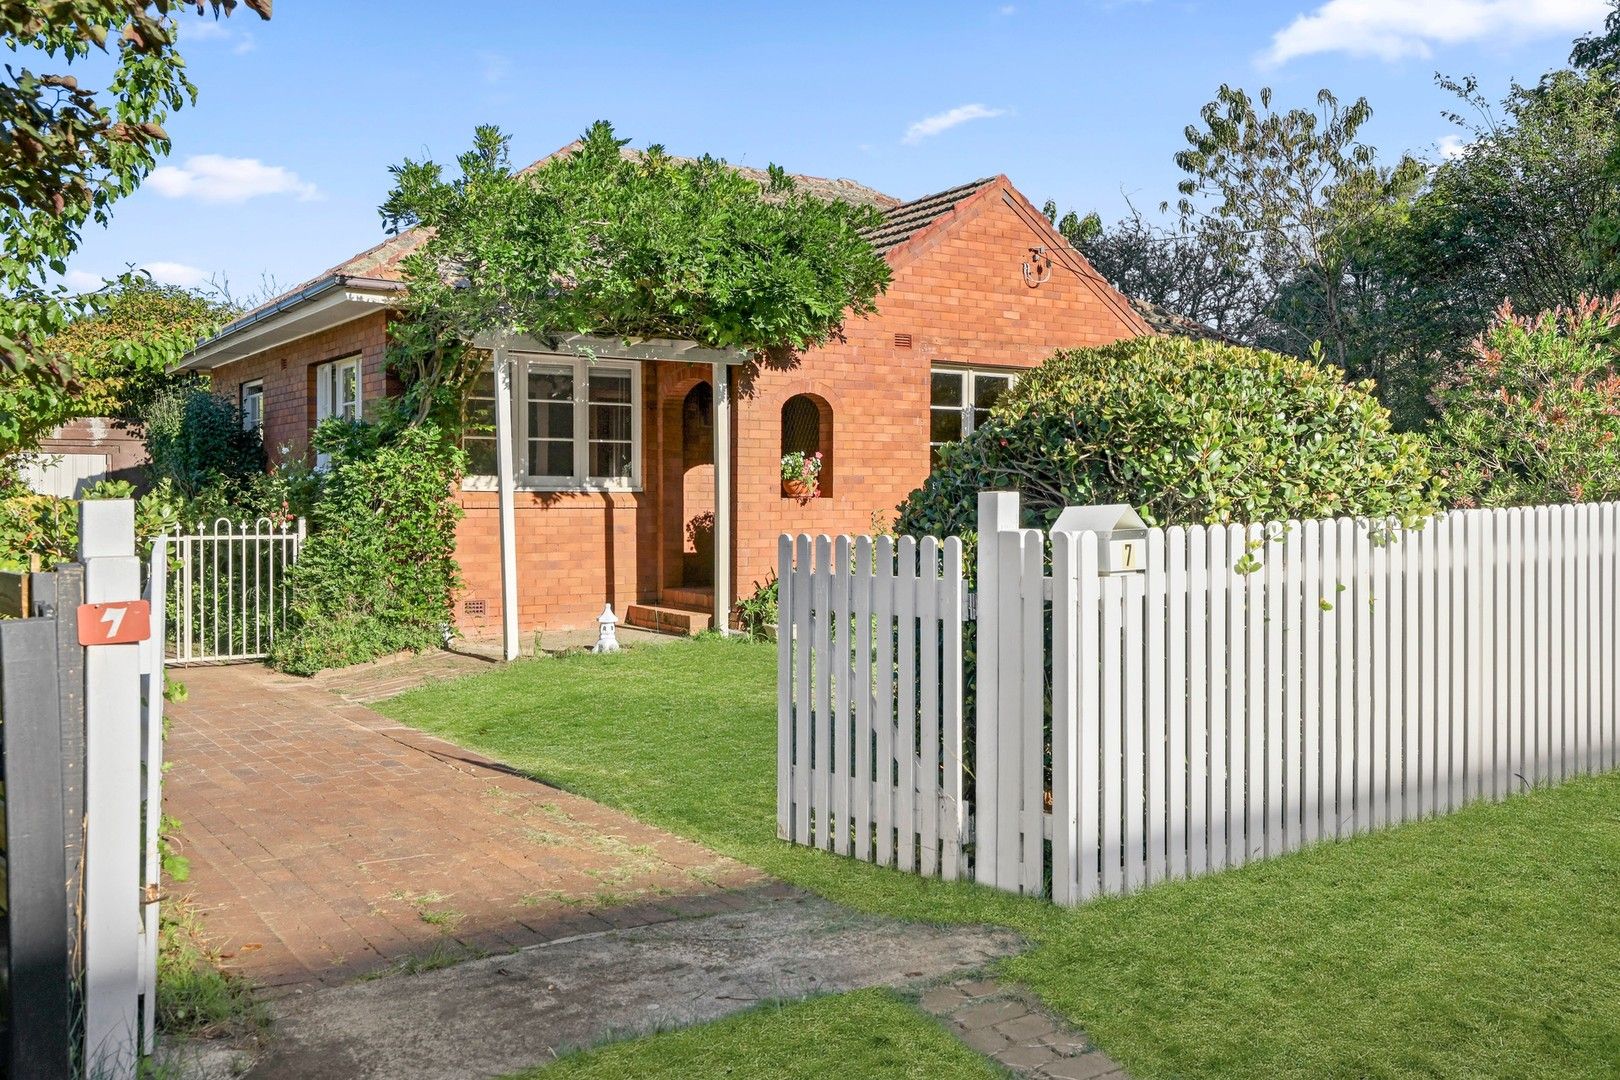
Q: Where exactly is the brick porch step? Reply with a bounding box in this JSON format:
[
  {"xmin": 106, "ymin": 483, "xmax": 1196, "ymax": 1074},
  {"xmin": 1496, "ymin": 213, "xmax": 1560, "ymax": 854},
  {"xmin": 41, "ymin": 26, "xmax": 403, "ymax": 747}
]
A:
[
  {"xmin": 625, "ymin": 601, "xmax": 714, "ymax": 636},
  {"xmin": 662, "ymin": 586, "xmax": 715, "ymax": 611}
]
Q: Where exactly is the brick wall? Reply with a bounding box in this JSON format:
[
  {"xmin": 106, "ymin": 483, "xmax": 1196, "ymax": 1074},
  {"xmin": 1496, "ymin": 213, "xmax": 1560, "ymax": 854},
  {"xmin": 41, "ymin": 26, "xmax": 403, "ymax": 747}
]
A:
[
  {"xmin": 731, "ymin": 181, "xmax": 1143, "ymax": 595},
  {"xmin": 213, "ymin": 312, "xmax": 391, "ymax": 467}
]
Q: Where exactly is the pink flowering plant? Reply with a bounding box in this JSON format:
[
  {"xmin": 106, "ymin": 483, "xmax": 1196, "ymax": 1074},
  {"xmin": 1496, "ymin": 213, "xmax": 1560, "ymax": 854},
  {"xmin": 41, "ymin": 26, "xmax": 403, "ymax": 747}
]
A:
[{"xmin": 781, "ymin": 450, "xmax": 823, "ymax": 497}]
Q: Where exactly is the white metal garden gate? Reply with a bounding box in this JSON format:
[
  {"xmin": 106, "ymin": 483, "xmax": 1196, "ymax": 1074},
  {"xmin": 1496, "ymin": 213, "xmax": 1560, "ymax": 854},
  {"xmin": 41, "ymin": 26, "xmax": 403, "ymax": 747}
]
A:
[{"xmin": 159, "ymin": 517, "xmax": 305, "ymax": 663}]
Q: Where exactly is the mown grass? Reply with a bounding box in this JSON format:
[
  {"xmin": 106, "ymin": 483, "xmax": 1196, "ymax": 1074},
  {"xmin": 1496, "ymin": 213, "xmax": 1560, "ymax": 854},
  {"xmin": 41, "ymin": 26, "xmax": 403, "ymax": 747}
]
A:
[
  {"xmin": 381, "ymin": 636, "xmax": 1620, "ymax": 1079},
  {"xmin": 504, "ymin": 988, "xmax": 1000, "ymax": 1080}
]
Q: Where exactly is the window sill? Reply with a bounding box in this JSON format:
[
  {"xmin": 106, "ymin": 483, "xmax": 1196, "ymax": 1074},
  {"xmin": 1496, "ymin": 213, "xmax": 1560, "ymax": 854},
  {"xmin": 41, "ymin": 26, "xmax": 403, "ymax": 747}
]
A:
[{"xmin": 461, "ymin": 477, "xmax": 642, "ymax": 495}]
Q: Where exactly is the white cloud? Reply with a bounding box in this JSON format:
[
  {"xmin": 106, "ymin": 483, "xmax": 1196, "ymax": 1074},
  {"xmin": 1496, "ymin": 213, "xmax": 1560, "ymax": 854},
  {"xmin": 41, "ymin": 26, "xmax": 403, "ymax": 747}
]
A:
[
  {"xmin": 64, "ymin": 269, "xmax": 105, "ymax": 293},
  {"xmin": 184, "ymin": 20, "xmax": 231, "ymax": 41},
  {"xmin": 1436, "ymin": 133, "xmax": 1469, "ymax": 160},
  {"xmin": 998, "ymin": 4, "xmax": 1017, "ymax": 14},
  {"xmin": 147, "ymin": 154, "xmax": 320, "ymax": 204},
  {"xmin": 141, "ymin": 262, "xmax": 211, "ymax": 288},
  {"xmin": 1264, "ymin": 0, "xmax": 1608, "ymax": 65},
  {"xmin": 902, "ymin": 103, "xmax": 1008, "ymax": 145}
]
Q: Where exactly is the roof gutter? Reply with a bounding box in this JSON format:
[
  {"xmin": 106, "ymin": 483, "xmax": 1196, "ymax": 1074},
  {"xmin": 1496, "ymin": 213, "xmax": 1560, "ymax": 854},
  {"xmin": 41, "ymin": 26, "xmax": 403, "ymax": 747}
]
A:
[{"xmin": 179, "ymin": 273, "xmax": 406, "ymax": 369}]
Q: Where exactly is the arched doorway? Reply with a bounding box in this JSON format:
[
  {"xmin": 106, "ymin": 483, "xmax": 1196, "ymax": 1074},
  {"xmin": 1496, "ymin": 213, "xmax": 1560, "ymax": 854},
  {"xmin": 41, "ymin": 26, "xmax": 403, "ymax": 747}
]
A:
[{"xmin": 680, "ymin": 382, "xmax": 714, "ymax": 587}]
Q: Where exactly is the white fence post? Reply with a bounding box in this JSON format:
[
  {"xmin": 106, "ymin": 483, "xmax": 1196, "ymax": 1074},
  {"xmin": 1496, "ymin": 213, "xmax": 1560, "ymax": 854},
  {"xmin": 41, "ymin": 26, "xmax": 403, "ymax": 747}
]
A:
[
  {"xmin": 81, "ymin": 499, "xmax": 143, "ymax": 1078},
  {"xmin": 974, "ymin": 492, "xmax": 1014, "ymax": 888}
]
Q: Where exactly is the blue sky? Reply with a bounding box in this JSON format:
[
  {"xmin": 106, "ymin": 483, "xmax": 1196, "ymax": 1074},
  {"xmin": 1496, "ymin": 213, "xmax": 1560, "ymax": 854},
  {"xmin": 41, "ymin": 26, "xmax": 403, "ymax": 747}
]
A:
[{"xmin": 61, "ymin": 0, "xmax": 1612, "ymax": 297}]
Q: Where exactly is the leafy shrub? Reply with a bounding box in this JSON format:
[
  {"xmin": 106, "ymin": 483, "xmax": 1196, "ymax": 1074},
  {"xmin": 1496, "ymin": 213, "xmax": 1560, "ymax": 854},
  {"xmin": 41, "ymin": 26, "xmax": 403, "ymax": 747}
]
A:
[
  {"xmin": 736, "ymin": 575, "xmax": 779, "ymax": 638},
  {"xmin": 142, "ymin": 378, "xmax": 265, "ymax": 503},
  {"xmin": 1432, "ymin": 296, "xmax": 1620, "ymax": 507},
  {"xmin": 0, "ymin": 483, "xmax": 77, "ymax": 568},
  {"xmin": 270, "ymin": 425, "xmax": 464, "ymax": 676},
  {"xmin": 897, "ymin": 336, "xmax": 1443, "ymax": 543}
]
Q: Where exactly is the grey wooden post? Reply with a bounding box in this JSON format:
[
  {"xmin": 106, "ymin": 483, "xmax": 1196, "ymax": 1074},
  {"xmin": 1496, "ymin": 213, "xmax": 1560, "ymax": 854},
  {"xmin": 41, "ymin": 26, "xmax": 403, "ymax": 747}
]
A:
[
  {"xmin": 29, "ymin": 565, "xmax": 86, "ymax": 958},
  {"xmin": 1, "ymin": 609, "xmax": 73, "ymax": 1080},
  {"xmin": 712, "ymin": 359, "xmax": 733, "ymax": 633},
  {"xmin": 80, "ymin": 499, "xmax": 143, "ymax": 1078}
]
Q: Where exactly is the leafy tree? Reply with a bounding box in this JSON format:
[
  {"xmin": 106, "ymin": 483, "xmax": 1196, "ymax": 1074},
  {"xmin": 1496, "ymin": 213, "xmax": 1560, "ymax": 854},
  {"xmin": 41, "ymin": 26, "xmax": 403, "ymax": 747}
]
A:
[
  {"xmin": 1432, "ymin": 296, "xmax": 1620, "ymax": 508},
  {"xmin": 0, "ymin": 0, "xmax": 270, "ymax": 453},
  {"xmin": 43, "ymin": 275, "xmax": 234, "ymax": 422},
  {"xmin": 1044, "ymin": 199, "xmax": 1268, "ymax": 342},
  {"xmin": 1172, "ymin": 85, "xmax": 1426, "ymax": 373},
  {"xmin": 378, "ymin": 122, "xmax": 892, "ymax": 428},
  {"xmin": 896, "ymin": 336, "xmax": 1441, "ymax": 541}
]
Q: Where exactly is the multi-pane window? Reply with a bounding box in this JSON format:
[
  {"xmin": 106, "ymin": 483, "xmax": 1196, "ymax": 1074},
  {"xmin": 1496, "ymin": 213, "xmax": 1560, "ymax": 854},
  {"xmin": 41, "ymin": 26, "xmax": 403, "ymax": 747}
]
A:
[
  {"xmin": 313, "ymin": 356, "xmax": 361, "ymax": 469},
  {"xmin": 587, "ymin": 368, "xmax": 634, "ymax": 482},
  {"xmin": 315, "ymin": 356, "xmax": 360, "ymax": 424},
  {"xmin": 464, "ymin": 354, "xmax": 641, "ymax": 489},
  {"xmin": 240, "ymin": 379, "xmax": 264, "ymax": 434},
  {"xmin": 526, "ymin": 363, "xmax": 576, "ymax": 480},
  {"xmin": 462, "ymin": 370, "xmax": 498, "ymax": 477},
  {"xmin": 929, "ymin": 367, "xmax": 1015, "ymax": 466}
]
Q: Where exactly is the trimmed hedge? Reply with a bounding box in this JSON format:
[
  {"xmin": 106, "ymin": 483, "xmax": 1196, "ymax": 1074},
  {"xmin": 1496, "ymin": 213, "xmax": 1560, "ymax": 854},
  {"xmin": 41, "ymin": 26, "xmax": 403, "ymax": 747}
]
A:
[{"xmin": 898, "ymin": 336, "xmax": 1442, "ymax": 541}]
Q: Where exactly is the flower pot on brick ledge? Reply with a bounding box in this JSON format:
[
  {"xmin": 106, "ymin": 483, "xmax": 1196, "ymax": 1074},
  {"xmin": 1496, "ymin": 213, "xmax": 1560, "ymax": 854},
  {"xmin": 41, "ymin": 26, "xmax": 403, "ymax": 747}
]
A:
[{"xmin": 781, "ymin": 450, "xmax": 822, "ymax": 500}]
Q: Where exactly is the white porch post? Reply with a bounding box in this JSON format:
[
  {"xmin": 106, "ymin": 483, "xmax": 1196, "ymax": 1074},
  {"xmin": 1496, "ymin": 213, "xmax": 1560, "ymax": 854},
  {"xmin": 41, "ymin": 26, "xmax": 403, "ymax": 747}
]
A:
[
  {"xmin": 712, "ymin": 360, "xmax": 732, "ymax": 633},
  {"xmin": 494, "ymin": 343, "xmax": 520, "ymax": 661}
]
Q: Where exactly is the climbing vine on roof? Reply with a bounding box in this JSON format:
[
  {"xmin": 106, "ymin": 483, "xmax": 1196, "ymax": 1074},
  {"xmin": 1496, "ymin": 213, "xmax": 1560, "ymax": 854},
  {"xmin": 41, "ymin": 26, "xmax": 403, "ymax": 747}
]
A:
[{"xmin": 377, "ymin": 122, "xmax": 892, "ymax": 428}]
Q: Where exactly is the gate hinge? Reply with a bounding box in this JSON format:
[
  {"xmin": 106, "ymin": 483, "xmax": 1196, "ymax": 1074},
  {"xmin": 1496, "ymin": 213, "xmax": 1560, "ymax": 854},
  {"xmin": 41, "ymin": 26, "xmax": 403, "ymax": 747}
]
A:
[{"xmin": 964, "ymin": 590, "xmax": 977, "ymax": 621}]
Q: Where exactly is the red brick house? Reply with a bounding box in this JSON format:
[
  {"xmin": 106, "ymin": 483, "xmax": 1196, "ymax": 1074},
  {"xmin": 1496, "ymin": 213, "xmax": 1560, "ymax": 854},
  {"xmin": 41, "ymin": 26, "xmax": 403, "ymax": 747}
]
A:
[{"xmin": 179, "ymin": 154, "xmax": 1151, "ymax": 654}]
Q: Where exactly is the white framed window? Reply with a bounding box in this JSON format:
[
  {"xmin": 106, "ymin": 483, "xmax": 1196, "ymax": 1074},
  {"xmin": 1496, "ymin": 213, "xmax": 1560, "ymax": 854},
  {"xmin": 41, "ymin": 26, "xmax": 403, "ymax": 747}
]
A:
[
  {"xmin": 930, "ymin": 367, "xmax": 1016, "ymax": 467},
  {"xmin": 464, "ymin": 353, "xmax": 642, "ymax": 491},
  {"xmin": 240, "ymin": 379, "xmax": 264, "ymax": 434},
  {"xmin": 315, "ymin": 356, "xmax": 361, "ymax": 424},
  {"xmin": 313, "ymin": 355, "xmax": 361, "ymax": 469}
]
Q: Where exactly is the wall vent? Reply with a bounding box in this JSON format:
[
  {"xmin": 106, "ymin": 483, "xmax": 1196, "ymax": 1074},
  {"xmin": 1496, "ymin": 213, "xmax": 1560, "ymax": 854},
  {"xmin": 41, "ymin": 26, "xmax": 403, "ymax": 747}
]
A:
[
  {"xmin": 463, "ymin": 598, "xmax": 487, "ymax": 618},
  {"xmin": 894, "ymin": 332, "xmax": 913, "ymax": 349}
]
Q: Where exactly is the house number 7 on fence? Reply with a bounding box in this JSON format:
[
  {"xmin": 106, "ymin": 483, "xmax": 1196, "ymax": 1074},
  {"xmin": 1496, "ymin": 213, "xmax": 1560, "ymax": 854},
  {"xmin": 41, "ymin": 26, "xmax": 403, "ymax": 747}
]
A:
[{"xmin": 76, "ymin": 600, "xmax": 151, "ymax": 647}]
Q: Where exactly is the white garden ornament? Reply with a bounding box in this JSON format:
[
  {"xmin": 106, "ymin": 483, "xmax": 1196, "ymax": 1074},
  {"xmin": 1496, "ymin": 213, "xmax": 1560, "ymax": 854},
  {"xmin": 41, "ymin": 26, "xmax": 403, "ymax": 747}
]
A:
[{"xmin": 592, "ymin": 604, "xmax": 621, "ymax": 653}]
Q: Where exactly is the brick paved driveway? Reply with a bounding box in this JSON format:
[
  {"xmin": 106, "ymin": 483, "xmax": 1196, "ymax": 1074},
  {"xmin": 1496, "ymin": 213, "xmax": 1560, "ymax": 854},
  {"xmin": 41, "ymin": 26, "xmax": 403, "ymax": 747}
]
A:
[{"xmin": 165, "ymin": 663, "xmax": 766, "ymax": 991}]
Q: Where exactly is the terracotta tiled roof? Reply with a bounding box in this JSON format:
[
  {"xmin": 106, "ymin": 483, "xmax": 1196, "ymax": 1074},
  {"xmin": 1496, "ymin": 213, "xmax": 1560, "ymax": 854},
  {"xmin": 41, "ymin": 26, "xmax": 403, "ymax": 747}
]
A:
[
  {"xmin": 862, "ymin": 178, "xmax": 997, "ymax": 255},
  {"xmin": 1127, "ymin": 296, "xmax": 1236, "ymax": 344}
]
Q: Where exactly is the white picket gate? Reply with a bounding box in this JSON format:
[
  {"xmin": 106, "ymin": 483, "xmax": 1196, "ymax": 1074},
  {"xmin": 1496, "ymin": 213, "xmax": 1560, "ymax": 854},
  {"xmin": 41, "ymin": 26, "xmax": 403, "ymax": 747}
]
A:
[
  {"xmin": 777, "ymin": 532, "xmax": 969, "ymax": 879},
  {"xmin": 780, "ymin": 493, "xmax": 1620, "ymax": 904},
  {"xmin": 161, "ymin": 517, "xmax": 305, "ymax": 663}
]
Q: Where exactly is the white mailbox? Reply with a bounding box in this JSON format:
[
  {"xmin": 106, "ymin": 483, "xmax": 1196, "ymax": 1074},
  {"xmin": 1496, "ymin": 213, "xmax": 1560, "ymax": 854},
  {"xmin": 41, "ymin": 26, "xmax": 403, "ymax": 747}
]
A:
[{"xmin": 1052, "ymin": 503, "xmax": 1149, "ymax": 574}]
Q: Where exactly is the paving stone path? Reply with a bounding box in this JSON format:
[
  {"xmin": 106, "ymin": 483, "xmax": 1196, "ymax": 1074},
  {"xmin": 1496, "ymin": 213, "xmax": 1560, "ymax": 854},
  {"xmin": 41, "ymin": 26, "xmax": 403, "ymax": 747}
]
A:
[
  {"xmin": 922, "ymin": 977, "xmax": 1130, "ymax": 1079},
  {"xmin": 166, "ymin": 663, "xmax": 768, "ymax": 990},
  {"xmin": 168, "ymin": 656, "xmax": 1126, "ymax": 1078}
]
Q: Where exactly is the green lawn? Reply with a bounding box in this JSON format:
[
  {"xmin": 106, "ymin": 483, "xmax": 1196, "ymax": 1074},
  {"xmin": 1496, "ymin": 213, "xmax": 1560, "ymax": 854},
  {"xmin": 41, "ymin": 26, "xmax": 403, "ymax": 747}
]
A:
[
  {"xmin": 380, "ymin": 636, "xmax": 1620, "ymax": 1079},
  {"xmin": 506, "ymin": 988, "xmax": 1001, "ymax": 1080}
]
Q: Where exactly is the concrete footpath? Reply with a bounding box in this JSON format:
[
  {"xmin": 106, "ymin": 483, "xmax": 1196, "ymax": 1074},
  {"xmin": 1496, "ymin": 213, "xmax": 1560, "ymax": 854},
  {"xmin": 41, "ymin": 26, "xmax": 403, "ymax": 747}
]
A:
[{"xmin": 247, "ymin": 889, "xmax": 1023, "ymax": 1079}]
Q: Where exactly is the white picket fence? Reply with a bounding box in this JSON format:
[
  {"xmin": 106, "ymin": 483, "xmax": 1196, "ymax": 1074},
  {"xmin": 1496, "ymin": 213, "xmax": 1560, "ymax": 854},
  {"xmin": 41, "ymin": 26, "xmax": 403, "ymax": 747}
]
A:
[
  {"xmin": 780, "ymin": 494, "xmax": 1620, "ymax": 904},
  {"xmin": 776, "ymin": 533, "xmax": 968, "ymax": 878},
  {"xmin": 161, "ymin": 517, "xmax": 305, "ymax": 663}
]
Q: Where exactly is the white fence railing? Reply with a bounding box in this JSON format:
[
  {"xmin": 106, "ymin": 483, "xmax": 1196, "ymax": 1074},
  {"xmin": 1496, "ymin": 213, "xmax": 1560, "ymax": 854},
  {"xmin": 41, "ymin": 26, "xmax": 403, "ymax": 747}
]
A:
[
  {"xmin": 161, "ymin": 517, "xmax": 305, "ymax": 664},
  {"xmin": 780, "ymin": 494, "xmax": 1620, "ymax": 905},
  {"xmin": 777, "ymin": 533, "xmax": 969, "ymax": 879}
]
